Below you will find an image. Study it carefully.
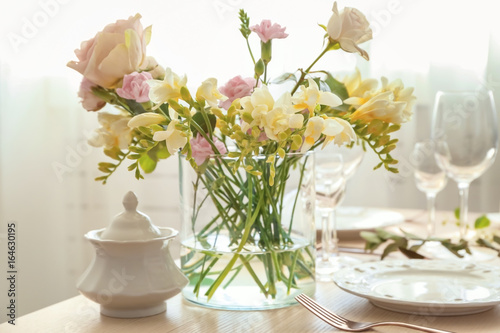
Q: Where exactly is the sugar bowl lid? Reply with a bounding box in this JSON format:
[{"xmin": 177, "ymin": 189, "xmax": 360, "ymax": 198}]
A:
[{"xmin": 100, "ymin": 191, "xmax": 162, "ymax": 241}]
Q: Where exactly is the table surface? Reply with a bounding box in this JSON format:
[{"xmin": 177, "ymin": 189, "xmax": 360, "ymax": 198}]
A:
[{"xmin": 2, "ymin": 209, "xmax": 500, "ymax": 333}]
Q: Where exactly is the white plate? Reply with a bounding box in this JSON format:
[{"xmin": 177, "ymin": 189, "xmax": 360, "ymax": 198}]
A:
[
  {"xmin": 333, "ymin": 259, "xmax": 500, "ymax": 316},
  {"xmin": 315, "ymin": 207, "xmax": 405, "ymax": 239}
]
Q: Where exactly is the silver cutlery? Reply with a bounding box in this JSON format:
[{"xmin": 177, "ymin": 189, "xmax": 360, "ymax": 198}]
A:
[{"xmin": 295, "ymin": 294, "xmax": 455, "ymax": 333}]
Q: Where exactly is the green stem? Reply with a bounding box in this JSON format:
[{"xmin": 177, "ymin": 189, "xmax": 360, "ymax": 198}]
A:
[
  {"xmin": 246, "ymin": 38, "xmax": 256, "ymax": 65},
  {"xmin": 290, "ymin": 43, "xmax": 337, "ymax": 95}
]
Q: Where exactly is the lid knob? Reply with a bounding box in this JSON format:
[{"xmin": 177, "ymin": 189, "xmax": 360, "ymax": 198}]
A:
[{"xmin": 100, "ymin": 191, "xmax": 162, "ymax": 241}]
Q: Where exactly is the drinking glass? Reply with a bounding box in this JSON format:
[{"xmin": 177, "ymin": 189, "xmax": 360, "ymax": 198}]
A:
[
  {"xmin": 431, "ymin": 90, "xmax": 498, "ymax": 239},
  {"xmin": 411, "ymin": 141, "xmax": 448, "ymax": 237},
  {"xmin": 315, "ymin": 153, "xmax": 345, "ymax": 281}
]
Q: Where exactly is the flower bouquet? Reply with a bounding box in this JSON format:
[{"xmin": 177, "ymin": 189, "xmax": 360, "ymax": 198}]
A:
[{"xmin": 68, "ymin": 2, "xmax": 415, "ymax": 309}]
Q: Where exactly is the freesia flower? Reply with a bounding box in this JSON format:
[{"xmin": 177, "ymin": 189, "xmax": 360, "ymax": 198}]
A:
[
  {"xmin": 348, "ymin": 91, "xmax": 407, "ymax": 124},
  {"xmin": 152, "ymin": 119, "xmax": 188, "ymax": 155},
  {"xmin": 88, "ymin": 111, "xmax": 132, "ymax": 149},
  {"xmin": 116, "ymin": 71, "xmax": 153, "ymax": 102},
  {"xmin": 341, "ymin": 69, "xmax": 378, "ymax": 107},
  {"xmin": 196, "ymin": 78, "xmax": 227, "ymax": 108},
  {"xmin": 67, "ymin": 14, "xmax": 151, "ymax": 89},
  {"xmin": 219, "ymin": 76, "xmax": 256, "ymax": 109},
  {"xmin": 190, "ymin": 134, "xmax": 227, "ymax": 165},
  {"xmin": 380, "ymin": 77, "xmax": 416, "ymax": 122},
  {"xmin": 323, "ymin": 117, "xmax": 356, "ymax": 147},
  {"xmin": 78, "ymin": 78, "xmax": 105, "ymax": 111},
  {"xmin": 327, "ymin": 2, "xmax": 372, "ymax": 60},
  {"xmin": 292, "ymin": 78, "xmax": 342, "ymax": 115},
  {"xmin": 301, "ymin": 116, "xmax": 326, "ymax": 152},
  {"xmin": 250, "ymin": 20, "xmax": 288, "ymax": 43},
  {"xmin": 127, "ymin": 112, "xmax": 166, "ymax": 128},
  {"xmin": 240, "ymin": 86, "xmax": 304, "ymax": 141},
  {"xmin": 148, "ymin": 68, "xmax": 187, "ymax": 106}
]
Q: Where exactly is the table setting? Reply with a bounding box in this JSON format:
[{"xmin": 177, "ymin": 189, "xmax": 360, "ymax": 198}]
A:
[{"xmin": 2, "ymin": 1, "xmax": 500, "ymax": 332}]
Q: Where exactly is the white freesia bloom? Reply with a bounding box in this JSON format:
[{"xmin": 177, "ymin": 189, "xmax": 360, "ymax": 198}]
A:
[
  {"xmin": 380, "ymin": 77, "xmax": 416, "ymax": 122},
  {"xmin": 152, "ymin": 119, "xmax": 187, "ymax": 155},
  {"xmin": 327, "ymin": 2, "xmax": 372, "ymax": 60},
  {"xmin": 147, "ymin": 68, "xmax": 187, "ymax": 106},
  {"xmin": 323, "ymin": 117, "xmax": 356, "ymax": 147},
  {"xmin": 301, "ymin": 116, "xmax": 325, "ymax": 152},
  {"xmin": 88, "ymin": 111, "xmax": 132, "ymax": 149},
  {"xmin": 240, "ymin": 86, "xmax": 304, "ymax": 141},
  {"xmin": 127, "ymin": 112, "xmax": 166, "ymax": 128},
  {"xmin": 292, "ymin": 78, "xmax": 342, "ymax": 115},
  {"xmin": 349, "ymin": 91, "xmax": 407, "ymax": 124},
  {"xmin": 196, "ymin": 78, "xmax": 227, "ymax": 107}
]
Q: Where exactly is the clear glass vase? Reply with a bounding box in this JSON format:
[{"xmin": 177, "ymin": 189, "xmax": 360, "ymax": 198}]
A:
[{"xmin": 179, "ymin": 152, "xmax": 316, "ymax": 310}]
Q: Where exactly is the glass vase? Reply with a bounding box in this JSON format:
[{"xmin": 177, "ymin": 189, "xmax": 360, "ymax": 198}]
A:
[{"xmin": 179, "ymin": 152, "xmax": 316, "ymax": 310}]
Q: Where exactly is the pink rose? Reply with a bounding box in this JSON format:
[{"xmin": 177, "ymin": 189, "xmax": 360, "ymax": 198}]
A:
[
  {"xmin": 116, "ymin": 72, "xmax": 152, "ymax": 102},
  {"xmin": 250, "ymin": 20, "xmax": 288, "ymax": 43},
  {"xmin": 78, "ymin": 78, "xmax": 105, "ymax": 111},
  {"xmin": 219, "ymin": 76, "xmax": 256, "ymax": 109},
  {"xmin": 190, "ymin": 134, "xmax": 227, "ymax": 166},
  {"xmin": 67, "ymin": 14, "xmax": 151, "ymax": 89}
]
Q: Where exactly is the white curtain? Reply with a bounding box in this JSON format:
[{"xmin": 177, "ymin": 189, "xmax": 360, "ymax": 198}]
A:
[{"xmin": 0, "ymin": 0, "xmax": 499, "ymax": 318}]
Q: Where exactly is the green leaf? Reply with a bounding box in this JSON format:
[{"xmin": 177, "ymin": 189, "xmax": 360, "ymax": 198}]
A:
[
  {"xmin": 103, "ymin": 147, "xmax": 123, "ymax": 160},
  {"xmin": 191, "ymin": 111, "xmax": 217, "ymax": 136},
  {"xmin": 381, "ymin": 242, "xmax": 399, "ymax": 259},
  {"xmin": 323, "ymin": 72, "xmax": 349, "ymax": 101},
  {"xmin": 317, "ymin": 23, "xmax": 327, "ymax": 32},
  {"xmin": 454, "ymin": 208, "xmax": 460, "ymax": 220},
  {"xmin": 139, "ymin": 154, "xmax": 157, "ymax": 173},
  {"xmin": 474, "ymin": 215, "xmax": 490, "ymax": 229},
  {"xmin": 125, "ymin": 98, "xmax": 146, "ymax": 115},
  {"xmin": 398, "ymin": 247, "xmax": 426, "ymax": 259}
]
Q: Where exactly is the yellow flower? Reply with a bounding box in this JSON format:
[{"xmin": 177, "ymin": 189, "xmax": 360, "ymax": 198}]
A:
[
  {"xmin": 342, "ymin": 69, "xmax": 378, "ymax": 108},
  {"xmin": 349, "ymin": 91, "xmax": 407, "ymax": 124},
  {"xmin": 196, "ymin": 78, "xmax": 227, "ymax": 107},
  {"xmin": 147, "ymin": 68, "xmax": 187, "ymax": 106},
  {"xmin": 322, "ymin": 117, "xmax": 356, "ymax": 147},
  {"xmin": 292, "ymin": 78, "xmax": 342, "ymax": 115},
  {"xmin": 240, "ymin": 87, "xmax": 304, "ymax": 142},
  {"xmin": 127, "ymin": 112, "xmax": 166, "ymax": 128},
  {"xmin": 301, "ymin": 116, "xmax": 325, "ymax": 152},
  {"xmin": 380, "ymin": 77, "xmax": 416, "ymax": 122},
  {"xmin": 88, "ymin": 111, "xmax": 132, "ymax": 149},
  {"xmin": 152, "ymin": 119, "xmax": 187, "ymax": 155}
]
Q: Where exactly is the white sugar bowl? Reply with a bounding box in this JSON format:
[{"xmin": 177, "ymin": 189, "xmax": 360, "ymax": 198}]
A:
[{"xmin": 77, "ymin": 191, "xmax": 188, "ymax": 318}]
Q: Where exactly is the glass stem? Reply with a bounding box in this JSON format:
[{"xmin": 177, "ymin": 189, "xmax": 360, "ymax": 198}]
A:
[
  {"xmin": 426, "ymin": 193, "xmax": 437, "ymax": 238},
  {"xmin": 320, "ymin": 209, "xmax": 333, "ymax": 261},
  {"xmin": 457, "ymin": 182, "xmax": 470, "ymax": 239},
  {"xmin": 331, "ymin": 208, "xmax": 339, "ymax": 257}
]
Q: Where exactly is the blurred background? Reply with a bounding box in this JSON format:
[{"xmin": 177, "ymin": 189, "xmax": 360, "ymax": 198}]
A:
[{"xmin": 0, "ymin": 0, "xmax": 499, "ymax": 320}]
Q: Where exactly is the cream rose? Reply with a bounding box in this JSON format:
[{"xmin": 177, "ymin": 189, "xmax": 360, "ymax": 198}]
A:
[
  {"xmin": 327, "ymin": 2, "xmax": 372, "ymax": 60},
  {"xmin": 67, "ymin": 14, "xmax": 151, "ymax": 89}
]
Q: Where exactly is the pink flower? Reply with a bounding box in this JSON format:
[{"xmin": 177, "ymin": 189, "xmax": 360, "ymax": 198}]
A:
[
  {"xmin": 78, "ymin": 78, "xmax": 105, "ymax": 111},
  {"xmin": 250, "ymin": 20, "xmax": 288, "ymax": 43},
  {"xmin": 218, "ymin": 76, "xmax": 256, "ymax": 109},
  {"xmin": 116, "ymin": 72, "xmax": 153, "ymax": 102},
  {"xmin": 190, "ymin": 134, "xmax": 227, "ymax": 166},
  {"xmin": 67, "ymin": 14, "xmax": 150, "ymax": 89}
]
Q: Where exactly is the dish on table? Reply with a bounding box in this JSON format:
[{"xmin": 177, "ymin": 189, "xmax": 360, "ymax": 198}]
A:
[
  {"xmin": 333, "ymin": 259, "xmax": 500, "ymax": 316},
  {"xmin": 315, "ymin": 207, "xmax": 405, "ymax": 239}
]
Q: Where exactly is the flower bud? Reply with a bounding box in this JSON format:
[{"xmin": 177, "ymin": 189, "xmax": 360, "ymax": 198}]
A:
[
  {"xmin": 254, "ymin": 59, "xmax": 265, "ymax": 77},
  {"xmin": 261, "ymin": 40, "xmax": 272, "ymax": 64}
]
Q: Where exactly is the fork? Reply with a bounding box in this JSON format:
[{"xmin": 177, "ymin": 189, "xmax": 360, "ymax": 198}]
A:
[{"xmin": 295, "ymin": 294, "xmax": 455, "ymax": 333}]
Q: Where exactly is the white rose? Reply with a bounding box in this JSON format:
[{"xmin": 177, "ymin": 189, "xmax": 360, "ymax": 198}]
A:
[{"xmin": 327, "ymin": 2, "xmax": 372, "ymax": 60}]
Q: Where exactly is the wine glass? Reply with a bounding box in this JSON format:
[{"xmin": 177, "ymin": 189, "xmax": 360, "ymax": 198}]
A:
[
  {"xmin": 411, "ymin": 141, "xmax": 448, "ymax": 238},
  {"xmin": 315, "ymin": 153, "xmax": 345, "ymax": 281},
  {"xmin": 431, "ymin": 90, "xmax": 498, "ymax": 239}
]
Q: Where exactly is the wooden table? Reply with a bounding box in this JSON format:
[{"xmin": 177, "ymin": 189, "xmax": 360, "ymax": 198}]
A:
[{"xmin": 2, "ymin": 209, "xmax": 499, "ymax": 333}]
